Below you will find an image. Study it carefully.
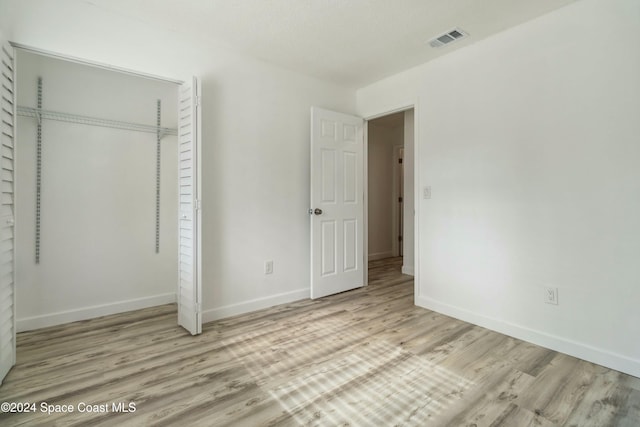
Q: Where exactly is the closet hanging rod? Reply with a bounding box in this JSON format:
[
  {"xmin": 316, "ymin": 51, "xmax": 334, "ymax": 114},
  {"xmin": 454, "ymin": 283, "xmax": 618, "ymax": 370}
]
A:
[{"xmin": 17, "ymin": 106, "xmax": 178, "ymax": 137}]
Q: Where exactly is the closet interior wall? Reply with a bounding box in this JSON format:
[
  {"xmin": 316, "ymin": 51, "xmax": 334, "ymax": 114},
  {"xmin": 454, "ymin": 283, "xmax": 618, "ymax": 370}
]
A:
[{"xmin": 15, "ymin": 51, "xmax": 179, "ymax": 331}]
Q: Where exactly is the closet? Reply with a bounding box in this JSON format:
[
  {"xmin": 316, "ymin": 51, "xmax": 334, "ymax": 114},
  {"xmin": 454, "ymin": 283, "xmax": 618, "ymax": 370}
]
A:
[{"xmin": 12, "ymin": 49, "xmax": 201, "ymax": 335}]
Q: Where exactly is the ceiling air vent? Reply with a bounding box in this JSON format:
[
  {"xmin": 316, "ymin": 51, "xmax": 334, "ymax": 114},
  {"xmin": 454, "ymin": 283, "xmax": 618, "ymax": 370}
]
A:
[{"xmin": 428, "ymin": 28, "xmax": 467, "ymax": 48}]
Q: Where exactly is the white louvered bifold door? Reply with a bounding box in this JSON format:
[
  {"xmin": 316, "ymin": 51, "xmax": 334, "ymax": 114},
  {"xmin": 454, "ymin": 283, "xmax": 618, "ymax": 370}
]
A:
[
  {"xmin": 0, "ymin": 41, "xmax": 16, "ymax": 384},
  {"xmin": 177, "ymin": 77, "xmax": 202, "ymax": 335}
]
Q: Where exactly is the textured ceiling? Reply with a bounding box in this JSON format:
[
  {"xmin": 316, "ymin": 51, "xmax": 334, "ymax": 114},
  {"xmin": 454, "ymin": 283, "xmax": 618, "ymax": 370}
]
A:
[{"xmin": 83, "ymin": 0, "xmax": 578, "ymax": 88}]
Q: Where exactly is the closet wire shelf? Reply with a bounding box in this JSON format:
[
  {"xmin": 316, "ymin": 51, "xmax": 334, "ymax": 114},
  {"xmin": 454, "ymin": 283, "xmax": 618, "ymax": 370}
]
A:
[{"xmin": 17, "ymin": 106, "xmax": 178, "ymax": 137}]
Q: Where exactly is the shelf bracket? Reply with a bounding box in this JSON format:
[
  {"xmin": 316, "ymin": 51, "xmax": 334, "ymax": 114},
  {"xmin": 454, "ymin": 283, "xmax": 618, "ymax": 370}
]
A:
[
  {"xmin": 35, "ymin": 77, "xmax": 43, "ymax": 264},
  {"xmin": 155, "ymin": 99, "xmax": 161, "ymax": 254}
]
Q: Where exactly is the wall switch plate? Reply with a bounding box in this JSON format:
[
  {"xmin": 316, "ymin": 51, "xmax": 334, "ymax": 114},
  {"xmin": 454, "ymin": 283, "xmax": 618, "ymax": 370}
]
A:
[
  {"xmin": 265, "ymin": 260, "xmax": 274, "ymax": 275},
  {"xmin": 544, "ymin": 287, "xmax": 558, "ymax": 305},
  {"xmin": 423, "ymin": 186, "xmax": 432, "ymax": 199}
]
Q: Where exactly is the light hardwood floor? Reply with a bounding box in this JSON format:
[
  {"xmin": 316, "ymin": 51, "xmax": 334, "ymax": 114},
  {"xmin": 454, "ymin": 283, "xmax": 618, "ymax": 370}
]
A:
[{"xmin": 1, "ymin": 258, "xmax": 639, "ymax": 426}]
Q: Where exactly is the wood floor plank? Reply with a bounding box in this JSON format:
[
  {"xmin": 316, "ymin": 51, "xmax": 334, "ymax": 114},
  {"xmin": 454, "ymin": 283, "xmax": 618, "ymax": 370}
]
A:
[
  {"xmin": 614, "ymin": 388, "xmax": 640, "ymax": 427},
  {"xmin": 563, "ymin": 369, "xmax": 633, "ymax": 427},
  {"xmin": 432, "ymin": 367, "xmax": 535, "ymax": 427},
  {"xmin": 1, "ymin": 257, "xmax": 638, "ymax": 426},
  {"xmin": 488, "ymin": 403, "xmax": 557, "ymax": 427}
]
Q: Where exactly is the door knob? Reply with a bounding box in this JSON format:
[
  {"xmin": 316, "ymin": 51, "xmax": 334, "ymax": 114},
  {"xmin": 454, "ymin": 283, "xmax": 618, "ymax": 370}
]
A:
[{"xmin": 314, "ymin": 208, "xmax": 323, "ymax": 215}]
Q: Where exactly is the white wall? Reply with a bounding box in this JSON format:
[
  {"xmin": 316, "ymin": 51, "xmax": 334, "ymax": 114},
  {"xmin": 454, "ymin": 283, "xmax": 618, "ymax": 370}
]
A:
[
  {"xmin": 203, "ymin": 62, "xmax": 354, "ymax": 319},
  {"xmin": 1, "ymin": 0, "xmax": 355, "ymax": 323},
  {"xmin": 357, "ymin": 0, "xmax": 640, "ymax": 378},
  {"xmin": 15, "ymin": 51, "xmax": 179, "ymax": 330},
  {"xmin": 367, "ymin": 123, "xmax": 395, "ymax": 260}
]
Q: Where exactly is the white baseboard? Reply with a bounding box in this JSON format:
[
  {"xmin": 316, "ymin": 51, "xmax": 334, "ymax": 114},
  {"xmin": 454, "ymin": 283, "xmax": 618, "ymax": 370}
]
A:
[
  {"xmin": 202, "ymin": 288, "xmax": 310, "ymax": 323},
  {"xmin": 17, "ymin": 293, "xmax": 177, "ymax": 333},
  {"xmin": 402, "ymin": 265, "xmax": 414, "ymax": 276},
  {"xmin": 368, "ymin": 251, "xmax": 394, "ymax": 261},
  {"xmin": 415, "ymin": 295, "xmax": 640, "ymax": 378}
]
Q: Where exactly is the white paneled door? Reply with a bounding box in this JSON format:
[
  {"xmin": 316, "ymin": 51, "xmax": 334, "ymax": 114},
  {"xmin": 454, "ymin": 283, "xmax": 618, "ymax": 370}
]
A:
[
  {"xmin": 177, "ymin": 77, "xmax": 202, "ymax": 335},
  {"xmin": 0, "ymin": 40, "xmax": 16, "ymax": 384},
  {"xmin": 310, "ymin": 107, "xmax": 364, "ymax": 299}
]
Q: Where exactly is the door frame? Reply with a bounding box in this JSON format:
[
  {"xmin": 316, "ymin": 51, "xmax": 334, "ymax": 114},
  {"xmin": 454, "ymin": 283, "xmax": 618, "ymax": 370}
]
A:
[
  {"xmin": 363, "ymin": 99, "xmax": 419, "ymax": 300},
  {"xmin": 393, "ymin": 145, "xmax": 404, "ymax": 258}
]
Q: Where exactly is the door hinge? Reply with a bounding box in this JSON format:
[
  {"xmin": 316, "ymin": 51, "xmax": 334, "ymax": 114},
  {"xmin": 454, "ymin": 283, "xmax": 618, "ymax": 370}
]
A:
[
  {"xmin": 399, "ymin": 197, "xmax": 403, "ymax": 203},
  {"xmin": 195, "ymin": 199, "xmax": 202, "ymax": 210},
  {"xmin": 398, "ymin": 235, "xmax": 403, "ymax": 242},
  {"xmin": 399, "ymin": 158, "xmax": 403, "ymax": 164},
  {"xmin": 195, "ymin": 95, "xmax": 201, "ymax": 107}
]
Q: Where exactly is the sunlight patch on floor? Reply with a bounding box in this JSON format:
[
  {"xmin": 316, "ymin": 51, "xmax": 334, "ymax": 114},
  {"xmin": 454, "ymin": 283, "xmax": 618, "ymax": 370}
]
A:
[{"xmin": 223, "ymin": 314, "xmax": 474, "ymax": 426}]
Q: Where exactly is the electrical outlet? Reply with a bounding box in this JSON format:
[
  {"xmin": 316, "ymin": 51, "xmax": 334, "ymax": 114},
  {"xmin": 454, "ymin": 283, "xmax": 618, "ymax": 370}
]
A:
[
  {"xmin": 544, "ymin": 287, "xmax": 558, "ymax": 305},
  {"xmin": 264, "ymin": 260, "xmax": 273, "ymax": 275},
  {"xmin": 423, "ymin": 186, "xmax": 431, "ymax": 199}
]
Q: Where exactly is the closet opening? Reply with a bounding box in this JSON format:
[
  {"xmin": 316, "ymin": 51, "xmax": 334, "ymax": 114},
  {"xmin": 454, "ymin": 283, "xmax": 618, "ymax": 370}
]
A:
[{"xmin": 13, "ymin": 48, "xmax": 197, "ymax": 333}]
